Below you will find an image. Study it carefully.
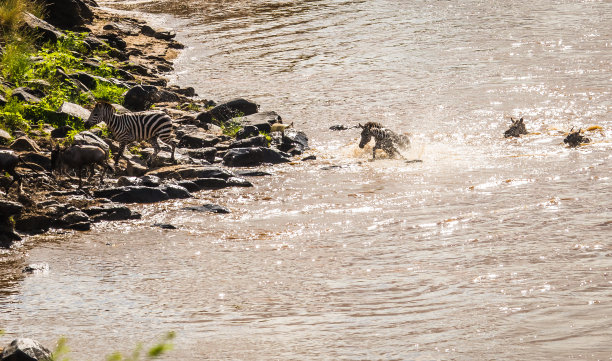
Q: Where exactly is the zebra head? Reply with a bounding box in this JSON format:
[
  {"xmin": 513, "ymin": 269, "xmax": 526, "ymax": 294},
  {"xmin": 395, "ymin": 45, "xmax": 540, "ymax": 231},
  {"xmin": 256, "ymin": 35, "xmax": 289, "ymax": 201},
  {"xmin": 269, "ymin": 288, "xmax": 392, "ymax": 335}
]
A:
[
  {"xmin": 358, "ymin": 122, "xmax": 382, "ymax": 148},
  {"xmin": 85, "ymin": 102, "xmax": 114, "ymax": 129}
]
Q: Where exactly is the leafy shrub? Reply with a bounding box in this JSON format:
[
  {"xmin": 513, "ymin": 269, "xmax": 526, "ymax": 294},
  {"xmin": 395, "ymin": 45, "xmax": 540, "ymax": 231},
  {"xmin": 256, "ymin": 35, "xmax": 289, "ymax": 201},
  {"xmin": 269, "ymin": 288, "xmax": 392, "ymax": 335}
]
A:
[
  {"xmin": 0, "ymin": 41, "xmax": 34, "ymax": 84},
  {"xmin": 91, "ymin": 81, "xmax": 125, "ymax": 104}
]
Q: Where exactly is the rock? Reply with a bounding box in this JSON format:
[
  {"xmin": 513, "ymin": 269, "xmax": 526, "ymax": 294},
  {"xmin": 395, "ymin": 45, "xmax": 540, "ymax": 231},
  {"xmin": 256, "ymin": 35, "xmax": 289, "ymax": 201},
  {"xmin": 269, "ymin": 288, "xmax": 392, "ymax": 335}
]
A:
[
  {"xmin": 223, "ymin": 147, "xmax": 291, "ymax": 167},
  {"xmin": 154, "ymin": 89, "xmax": 181, "ymax": 103},
  {"xmin": 123, "ymin": 85, "xmax": 156, "ymax": 111},
  {"xmin": 10, "ymin": 137, "xmax": 41, "ymax": 152},
  {"xmin": 146, "ymin": 165, "xmax": 236, "ymax": 180},
  {"xmin": 193, "ymin": 177, "xmax": 229, "ymax": 190},
  {"xmin": 236, "ymin": 170, "xmax": 273, "ymax": 177},
  {"xmin": 226, "ymin": 177, "xmax": 253, "ymax": 187},
  {"xmin": 50, "ymin": 125, "xmax": 74, "ymax": 138},
  {"xmin": 141, "ymin": 25, "xmax": 176, "ymax": 40},
  {"xmin": 253, "ymin": 123, "xmax": 272, "ymax": 133},
  {"xmin": 22, "ymin": 12, "xmax": 63, "ymax": 44},
  {"xmin": 10, "ymin": 88, "xmax": 41, "ymax": 103},
  {"xmin": 126, "ymin": 161, "xmax": 148, "ymax": 177},
  {"xmin": 69, "ymin": 72, "xmax": 110, "ymax": 90},
  {"xmin": 19, "ymin": 152, "xmax": 52, "ymax": 171},
  {"xmin": 279, "ymin": 129, "xmax": 309, "ymax": 155},
  {"xmin": 564, "ymin": 129, "xmax": 590, "ymax": 147},
  {"xmin": 329, "ymin": 124, "xmax": 351, "ymax": 131},
  {"xmin": 58, "ymin": 101, "xmax": 91, "ymax": 120},
  {"xmin": 140, "ymin": 175, "xmax": 160, "ymax": 187},
  {"xmin": 235, "ymin": 125, "xmax": 260, "ymax": 140},
  {"xmin": 183, "ymin": 204, "xmax": 230, "ymax": 214},
  {"xmin": 0, "ymin": 129, "xmax": 11, "ymax": 145},
  {"xmin": 176, "ymin": 181, "xmax": 199, "ymax": 192},
  {"xmin": 234, "ymin": 111, "xmax": 281, "ymax": 125},
  {"xmin": 169, "ymin": 86, "xmax": 195, "ymax": 97},
  {"xmin": 178, "ymin": 132, "xmax": 221, "ymax": 149},
  {"xmin": 163, "ymin": 184, "xmax": 192, "ymax": 199},
  {"xmin": 84, "ymin": 35, "xmax": 108, "ymax": 51},
  {"xmin": 59, "ymin": 211, "xmax": 91, "ymax": 231},
  {"xmin": 504, "ymin": 117, "xmax": 527, "ymax": 138},
  {"xmin": 72, "ymin": 131, "xmax": 109, "ymax": 153},
  {"xmin": 196, "ymin": 98, "xmax": 259, "ymax": 124},
  {"xmin": 22, "ymin": 263, "xmax": 49, "ymax": 273},
  {"xmin": 98, "ymin": 33, "xmax": 127, "ymax": 50},
  {"xmin": 0, "ymin": 338, "xmax": 52, "ymax": 361},
  {"xmin": 83, "ymin": 203, "xmax": 140, "ymax": 222},
  {"xmin": 229, "ymin": 136, "xmax": 268, "ymax": 149},
  {"xmin": 0, "ymin": 200, "xmax": 23, "ymax": 218},
  {"xmin": 105, "ymin": 186, "xmax": 169, "ymax": 204},
  {"xmin": 14, "ymin": 214, "xmax": 53, "ymax": 234},
  {"xmin": 40, "ymin": 0, "xmax": 93, "ymax": 29},
  {"xmin": 186, "ymin": 148, "xmax": 217, "ymax": 163},
  {"xmin": 116, "ymin": 176, "xmax": 140, "ymax": 187},
  {"xmin": 152, "ymin": 223, "xmax": 176, "ymax": 229},
  {"xmin": 301, "ymin": 155, "xmax": 316, "ymax": 161}
]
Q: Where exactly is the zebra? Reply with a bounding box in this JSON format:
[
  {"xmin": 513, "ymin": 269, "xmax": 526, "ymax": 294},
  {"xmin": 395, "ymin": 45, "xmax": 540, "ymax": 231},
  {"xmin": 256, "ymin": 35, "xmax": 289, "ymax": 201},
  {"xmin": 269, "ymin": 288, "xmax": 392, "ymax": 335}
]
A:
[
  {"xmin": 84, "ymin": 102, "xmax": 176, "ymax": 166},
  {"xmin": 358, "ymin": 122, "xmax": 411, "ymax": 160}
]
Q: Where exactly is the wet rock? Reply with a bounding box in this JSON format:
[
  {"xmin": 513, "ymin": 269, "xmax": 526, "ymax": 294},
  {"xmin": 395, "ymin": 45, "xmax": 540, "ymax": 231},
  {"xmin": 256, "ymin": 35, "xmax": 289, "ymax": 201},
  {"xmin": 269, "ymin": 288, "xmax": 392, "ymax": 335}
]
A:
[
  {"xmin": 50, "ymin": 125, "xmax": 74, "ymax": 139},
  {"xmin": 169, "ymin": 86, "xmax": 196, "ymax": 97},
  {"xmin": 0, "ymin": 338, "xmax": 52, "ymax": 361},
  {"xmin": 236, "ymin": 170, "xmax": 273, "ymax": 177},
  {"xmin": 72, "ymin": 131, "xmax": 109, "ymax": 153},
  {"xmin": 58, "ymin": 101, "xmax": 91, "ymax": 120},
  {"xmin": 40, "ymin": 0, "xmax": 93, "ymax": 29},
  {"xmin": 235, "ymin": 125, "xmax": 260, "ymax": 140},
  {"xmin": 152, "ymin": 223, "xmax": 176, "ymax": 229},
  {"xmin": 10, "ymin": 137, "xmax": 41, "ymax": 152},
  {"xmin": 504, "ymin": 117, "xmax": 527, "ymax": 138},
  {"xmin": 22, "ymin": 12, "xmax": 63, "ymax": 44},
  {"xmin": 223, "ymin": 147, "xmax": 291, "ymax": 167},
  {"xmin": 0, "ymin": 129, "xmax": 11, "ymax": 145},
  {"xmin": 141, "ymin": 175, "xmax": 160, "ymax": 187},
  {"xmin": 84, "ymin": 35, "xmax": 108, "ymax": 51},
  {"xmin": 196, "ymin": 98, "xmax": 259, "ymax": 124},
  {"xmin": 279, "ymin": 129, "xmax": 309, "ymax": 155},
  {"xmin": 186, "ymin": 148, "xmax": 217, "ymax": 163},
  {"xmin": 14, "ymin": 214, "xmax": 53, "ymax": 234},
  {"xmin": 83, "ymin": 203, "xmax": 140, "ymax": 222},
  {"xmin": 227, "ymin": 177, "xmax": 253, "ymax": 187},
  {"xmin": 163, "ymin": 184, "xmax": 192, "ymax": 199},
  {"xmin": 141, "ymin": 25, "xmax": 176, "ymax": 40},
  {"xmin": 105, "ymin": 186, "xmax": 169, "ymax": 204},
  {"xmin": 229, "ymin": 136, "xmax": 268, "ymax": 149},
  {"xmin": 329, "ymin": 124, "xmax": 351, "ymax": 131},
  {"xmin": 564, "ymin": 129, "xmax": 590, "ymax": 147},
  {"xmin": 178, "ymin": 132, "xmax": 221, "ymax": 149},
  {"xmin": 183, "ymin": 204, "xmax": 230, "ymax": 214},
  {"xmin": 22, "ymin": 263, "xmax": 49, "ymax": 274},
  {"xmin": 59, "ymin": 211, "xmax": 91, "ymax": 231},
  {"xmin": 301, "ymin": 155, "xmax": 316, "ymax": 161},
  {"xmin": 235, "ymin": 111, "xmax": 281, "ymax": 125},
  {"xmin": 193, "ymin": 178, "xmax": 229, "ymax": 190},
  {"xmin": 146, "ymin": 165, "xmax": 236, "ymax": 181},
  {"xmin": 116, "ymin": 176, "xmax": 140, "ymax": 187},
  {"xmin": 126, "ymin": 161, "xmax": 148, "ymax": 177},
  {"xmin": 177, "ymin": 180, "xmax": 199, "ymax": 192}
]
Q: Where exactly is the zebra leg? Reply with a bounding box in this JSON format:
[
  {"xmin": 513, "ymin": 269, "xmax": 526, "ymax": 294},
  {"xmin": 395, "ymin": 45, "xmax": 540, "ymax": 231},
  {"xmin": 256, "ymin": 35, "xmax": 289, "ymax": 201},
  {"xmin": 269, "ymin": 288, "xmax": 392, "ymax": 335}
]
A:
[
  {"xmin": 114, "ymin": 143, "xmax": 126, "ymax": 167},
  {"xmin": 148, "ymin": 136, "xmax": 162, "ymax": 166}
]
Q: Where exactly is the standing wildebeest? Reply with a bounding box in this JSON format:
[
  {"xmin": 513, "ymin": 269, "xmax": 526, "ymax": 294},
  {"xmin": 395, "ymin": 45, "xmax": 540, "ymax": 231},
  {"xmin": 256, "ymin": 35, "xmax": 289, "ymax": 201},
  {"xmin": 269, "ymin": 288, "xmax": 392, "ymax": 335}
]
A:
[
  {"xmin": 51, "ymin": 145, "xmax": 113, "ymax": 188},
  {"xmin": 84, "ymin": 101, "xmax": 176, "ymax": 167},
  {"xmin": 0, "ymin": 150, "xmax": 23, "ymax": 193},
  {"xmin": 358, "ymin": 122, "xmax": 411, "ymax": 160}
]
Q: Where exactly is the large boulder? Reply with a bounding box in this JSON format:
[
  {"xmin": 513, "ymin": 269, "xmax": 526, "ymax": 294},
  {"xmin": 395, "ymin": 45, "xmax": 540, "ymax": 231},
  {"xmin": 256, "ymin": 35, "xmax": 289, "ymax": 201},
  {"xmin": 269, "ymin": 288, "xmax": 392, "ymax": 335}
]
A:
[
  {"xmin": 229, "ymin": 136, "xmax": 268, "ymax": 149},
  {"xmin": 0, "ymin": 129, "xmax": 11, "ymax": 145},
  {"xmin": 10, "ymin": 137, "xmax": 41, "ymax": 152},
  {"xmin": 40, "ymin": 0, "xmax": 94, "ymax": 29},
  {"xmin": 196, "ymin": 98, "xmax": 259, "ymax": 124},
  {"xmin": 279, "ymin": 129, "xmax": 309, "ymax": 155},
  {"xmin": 178, "ymin": 132, "xmax": 221, "ymax": 149},
  {"xmin": 222, "ymin": 147, "xmax": 291, "ymax": 167},
  {"xmin": 186, "ymin": 148, "xmax": 217, "ymax": 163},
  {"xmin": 0, "ymin": 338, "xmax": 52, "ymax": 361},
  {"xmin": 123, "ymin": 85, "xmax": 157, "ymax": 111},
  {"xmin": 22, "ymin": 12, "xmax": 63, "ymax": 44},
  {"xmin": 58, "ymin": 101, "xmax": 90, "ymax": 120},
  {"xmin": 94, "ymin": 186, "xmax": 170, "ymax": 204},
  {"xmin": 83, "ymin": 203, "xmax": 140, "ymax": 222},
  {"xmin": 72, "ymin": 131, "xmax": 109, "ymax": 153}
]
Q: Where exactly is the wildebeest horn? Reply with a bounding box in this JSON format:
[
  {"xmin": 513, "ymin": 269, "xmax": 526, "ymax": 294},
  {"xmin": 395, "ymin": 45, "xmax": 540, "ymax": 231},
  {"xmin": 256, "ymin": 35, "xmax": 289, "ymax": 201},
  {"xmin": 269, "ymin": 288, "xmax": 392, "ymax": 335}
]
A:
[{"xmin": 358, "ymin": 123, "xmax": 364, "ymax": 129}]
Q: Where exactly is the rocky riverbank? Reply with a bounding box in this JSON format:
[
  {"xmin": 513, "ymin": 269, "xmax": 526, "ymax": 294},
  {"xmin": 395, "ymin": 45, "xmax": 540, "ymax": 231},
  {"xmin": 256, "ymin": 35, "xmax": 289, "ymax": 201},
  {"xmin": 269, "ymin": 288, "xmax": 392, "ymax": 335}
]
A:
[{"xmin": 0, "ymin": 1, "xmax": 311, "ymax": 248}]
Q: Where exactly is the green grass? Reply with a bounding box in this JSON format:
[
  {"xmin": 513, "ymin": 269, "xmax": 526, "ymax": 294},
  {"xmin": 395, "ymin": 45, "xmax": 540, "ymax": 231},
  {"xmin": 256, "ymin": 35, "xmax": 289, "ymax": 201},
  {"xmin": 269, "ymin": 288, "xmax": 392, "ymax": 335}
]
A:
[
  {"xmin": 221, "ymin": 119, "xmax": 242, "ymax": 137},
  {"xmin": 91, "ymin": 81, "xmax": 126, "ymax": 104}
]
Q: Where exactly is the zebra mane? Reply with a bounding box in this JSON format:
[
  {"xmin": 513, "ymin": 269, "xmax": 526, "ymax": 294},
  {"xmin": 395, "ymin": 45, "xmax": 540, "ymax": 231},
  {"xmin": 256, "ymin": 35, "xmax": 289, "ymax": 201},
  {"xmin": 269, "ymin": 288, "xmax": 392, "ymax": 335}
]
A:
[
  {"xmin": 363, "ymin": 121, "xmax": 383, "ymax": 130},
  {"xmin": 95, "ymin": 101, "xmax": 115, "ymax": 112}
]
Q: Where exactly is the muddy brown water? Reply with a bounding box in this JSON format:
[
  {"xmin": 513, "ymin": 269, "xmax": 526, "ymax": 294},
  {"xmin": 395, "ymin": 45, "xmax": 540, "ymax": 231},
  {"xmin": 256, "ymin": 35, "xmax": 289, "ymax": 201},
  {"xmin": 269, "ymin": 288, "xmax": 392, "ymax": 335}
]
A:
[{"xmin": 1, "ymin": 0, "xmax": 611, "ymax": 359}]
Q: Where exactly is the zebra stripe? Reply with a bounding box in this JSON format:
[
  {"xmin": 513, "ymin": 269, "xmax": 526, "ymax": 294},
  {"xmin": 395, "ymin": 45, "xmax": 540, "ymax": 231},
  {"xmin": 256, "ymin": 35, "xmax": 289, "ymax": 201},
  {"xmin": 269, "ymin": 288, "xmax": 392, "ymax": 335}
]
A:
[
  {"xmin": 358, "ymin": 122, "xmax": 410, "ymax": 160},
  {"xmin": 85, "ymin": 102, "xmax": 176, "ymax": 164}
]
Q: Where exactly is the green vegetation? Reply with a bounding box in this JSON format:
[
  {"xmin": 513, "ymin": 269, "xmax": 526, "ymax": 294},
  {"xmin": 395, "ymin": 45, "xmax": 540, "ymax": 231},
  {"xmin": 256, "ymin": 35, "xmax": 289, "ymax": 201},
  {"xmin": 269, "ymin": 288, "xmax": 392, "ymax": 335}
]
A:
[
  {"xmin": 0, "ymin": 3, "xmax": 126, "ymax": 136},
  {"xmin": 220, "ymin": 119, "xmax": 242, "ymax": 137},
  {"xmin": 49, "ymin": 332, "xmax": 176, "ymax": 361}
]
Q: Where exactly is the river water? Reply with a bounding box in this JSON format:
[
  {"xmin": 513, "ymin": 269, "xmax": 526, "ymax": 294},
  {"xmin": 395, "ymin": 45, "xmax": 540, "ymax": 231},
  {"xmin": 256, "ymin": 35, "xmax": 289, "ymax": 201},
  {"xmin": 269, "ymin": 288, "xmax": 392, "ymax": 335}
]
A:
[{"xmin": 1, "ymin": 0, "xmax": 611, "ymax": 360}]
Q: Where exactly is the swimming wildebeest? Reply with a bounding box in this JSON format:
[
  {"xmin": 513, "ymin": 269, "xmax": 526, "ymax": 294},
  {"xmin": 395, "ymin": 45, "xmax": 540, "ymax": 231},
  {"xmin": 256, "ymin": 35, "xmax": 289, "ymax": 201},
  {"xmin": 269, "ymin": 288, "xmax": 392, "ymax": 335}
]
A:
[
  {"xmin": 51, "ymin": 145, "xmax": 113, "ymax": 187},
  {"xmin": 504, "ymin": 117, "xmax": 527, "ymax": 138},
  {"xmin": 563, "ymin": 128, "xmax": 590, "ymax": 147},
  {"xmin": 358, "ymin": 122, "xmax": 411, "ymax": 160}
]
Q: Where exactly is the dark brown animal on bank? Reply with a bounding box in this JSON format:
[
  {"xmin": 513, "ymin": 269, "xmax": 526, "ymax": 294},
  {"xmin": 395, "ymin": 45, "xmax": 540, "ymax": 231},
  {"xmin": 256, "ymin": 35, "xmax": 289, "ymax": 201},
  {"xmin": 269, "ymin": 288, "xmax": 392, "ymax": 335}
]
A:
[
  {"xmin": 504, "ymin": 117, "xmax": 527, "ymax": 138},
  {"xmin": 0, "ymin": 150, "xmax": 22, "ymax": 193},
  {"xmin": 51, "ymin": 145, "xmax": 113, "ymax": 188},
  {"xmin": 563, "ymin": 128, "xmax": 590, "ymax": 147}
]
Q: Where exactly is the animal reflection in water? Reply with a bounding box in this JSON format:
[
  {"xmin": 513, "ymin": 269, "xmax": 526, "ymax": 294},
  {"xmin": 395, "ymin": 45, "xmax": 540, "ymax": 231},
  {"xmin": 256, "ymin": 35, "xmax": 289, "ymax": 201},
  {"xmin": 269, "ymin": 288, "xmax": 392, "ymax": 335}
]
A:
[{"xmin": 358, "ymin": 122, "xmax": 411, "ymax": 160}]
